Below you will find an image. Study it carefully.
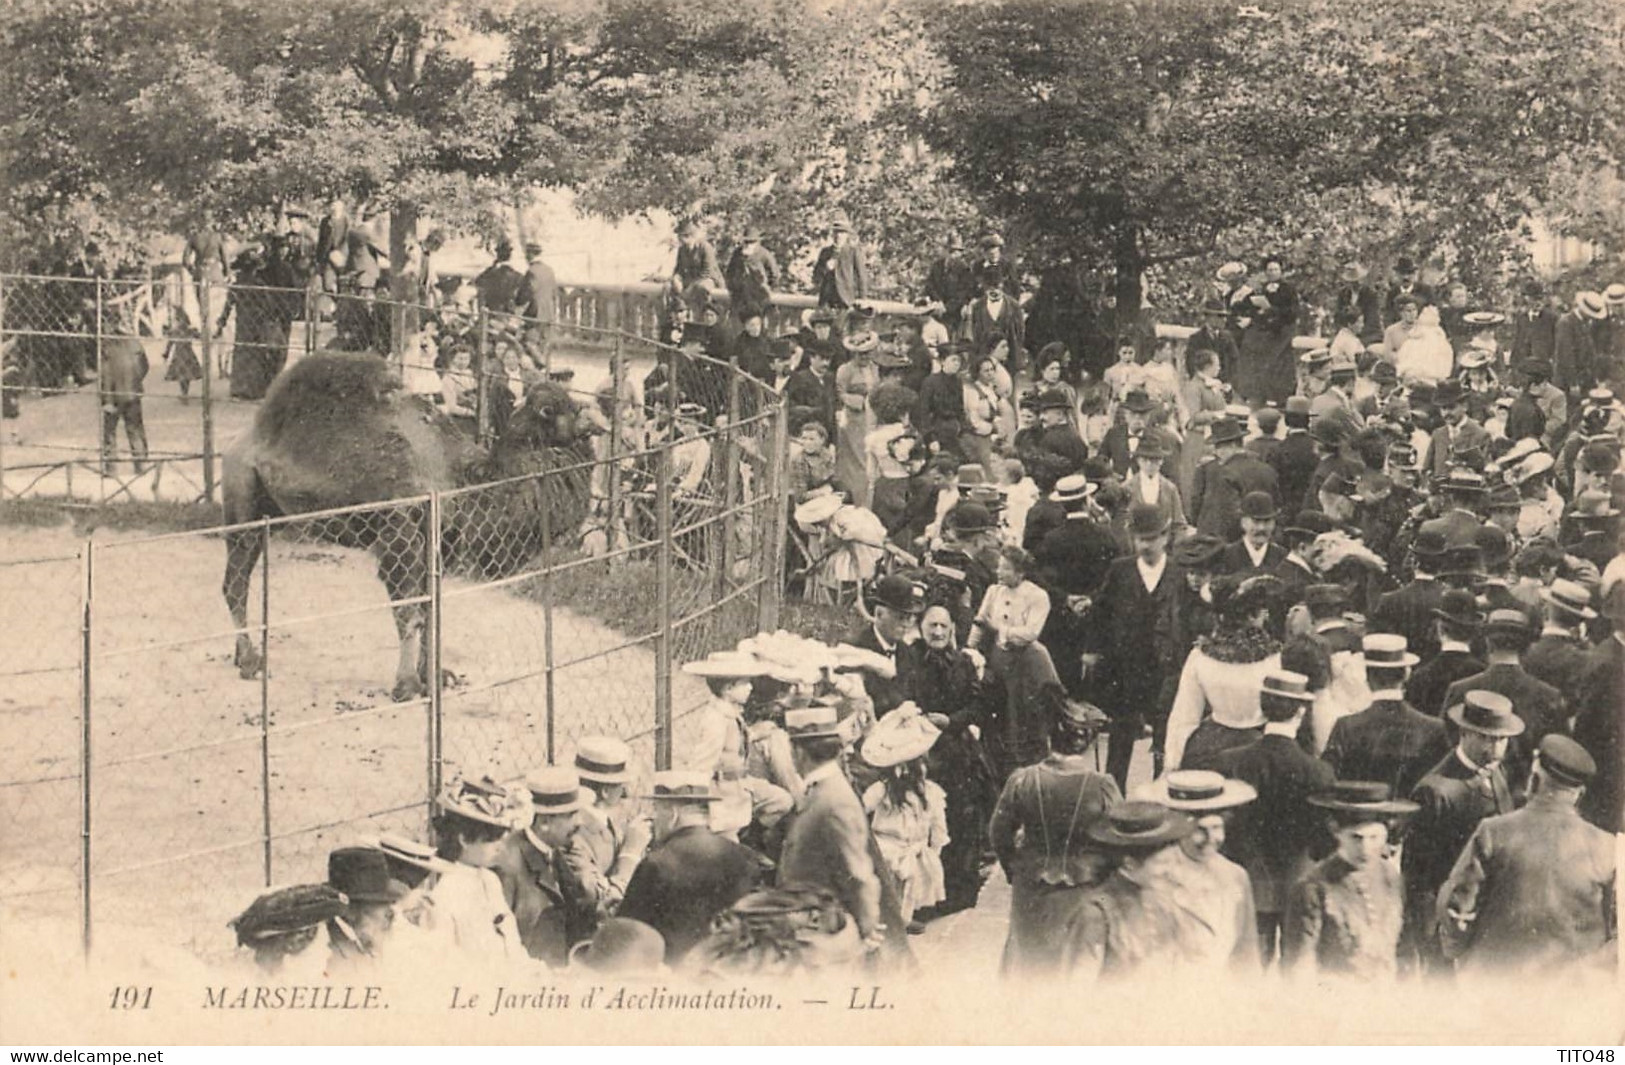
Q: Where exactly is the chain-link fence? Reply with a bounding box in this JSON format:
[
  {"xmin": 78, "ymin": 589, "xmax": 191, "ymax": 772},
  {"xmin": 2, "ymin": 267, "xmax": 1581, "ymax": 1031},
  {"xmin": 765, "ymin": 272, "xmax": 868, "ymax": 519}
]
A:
[{"xmin": 0, "ymin": 279, "xmax": 788, "ymax": 960}]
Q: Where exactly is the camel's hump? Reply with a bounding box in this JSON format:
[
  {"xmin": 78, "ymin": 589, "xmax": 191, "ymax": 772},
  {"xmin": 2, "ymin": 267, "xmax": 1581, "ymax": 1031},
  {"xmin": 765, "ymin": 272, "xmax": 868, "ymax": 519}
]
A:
[{"xmin": 254, "ymin": 353, "xmax": 402, "ymax": 442}]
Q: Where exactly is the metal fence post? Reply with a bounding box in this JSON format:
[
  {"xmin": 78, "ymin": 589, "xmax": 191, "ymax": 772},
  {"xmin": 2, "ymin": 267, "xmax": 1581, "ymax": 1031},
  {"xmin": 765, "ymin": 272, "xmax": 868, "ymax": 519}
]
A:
[
  {"xmin": 654, "ymin": 446, "xmax": 675, "ymax": 771},
  {"xmin": 607, "ymin": 335, "xmax": 625, "ymax": 555},
  {"xmin": 200, "ymin": 283, "xmax": 216, "ymax": 503},
  {"xmin": 715, "ymin": 358, "xmax": 741, "ymax": 603},
  {"xmin": 539, "ymin": 486, "xmax": 557, "ymax": 766},
  {"xmin": 758, "ymin": 396, "xmax": 790, "ymax": 633},
  {"xmin": 303, "ymin": 284, "xmax": 317, "ymax": 358},
  {"xmin": 94, "ymin": 278, "xmax": 104, "ymax": 476},
  {"xmin": 80, "ymin": 539, "xmax": 94, "ymax": 956},
  {"xmin": 0, "ymin": 273, "xmax": 8, "ymax": 486},
  {"xmin": 258, "ymin": 517, "xmax": 272, "ymax": 886},
  {"xmin": 425, "ymin": 494, "xmax": 444, "ymax": 815}
]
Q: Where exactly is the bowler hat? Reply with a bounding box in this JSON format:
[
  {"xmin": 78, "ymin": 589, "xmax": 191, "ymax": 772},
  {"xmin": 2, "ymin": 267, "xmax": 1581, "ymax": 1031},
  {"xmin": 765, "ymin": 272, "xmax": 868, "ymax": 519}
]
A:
[
  {"xmin": 1447, "ymin": 690, "xmax": 1525, "ymax": 737},
  {"xmin": 1369, "ymin": 360, "xmax": 1398, "ymax": 384},
  {"xmin": 1085, "ymin": 802, "xmax": 1194, "ymax": 851},
  {"xmin": 1281, "ymin": 509, "xmax": 1336, "ymax": 541},
  {"xmin": 871, "ymin": 573, "xmax": 927, "ymax": 614},
  {"xmin": 1362, "ymin": 633, "xmax": 1418, "ymax": 668},
  {"xmin": 1434, "ymin": 379, "xmax": 1467, "ymax": 406},
  {"xmin": 327, "ymin": 847, "xmax": 407, "ymax": 905},
  {"xmin": 1431, "ymin": 588, "xmax": 1484, "ymax": 627},
  {"xmin": 1050, "ymin": 474, "xmax": 1095, "ymax": 504},
  {"xmin": 1133, "ymin": 770, "xmax": 1256, "ymax": 812},
  {"xmin": 642, "ymin": 769, "xmax": 721, "ymax": 802},
  {"xmin": 570, "ymin": 917, "xmax": 667, "ymax": 975},
  {"xmin": 947, "ymin": 502, "xmax": 997, "ymax": 534},
  {"xmin": 1308, "ymin": 781, "xmax": 1419, "ymax": 822},
  {"xmin": 1174, "ymin": 533, "xmax": 1226, "ymax": 569},
  {"xmin": 1284, "ymin": 395, "xmax": 1313, "ymax": 418},
  {"xmin": 783, "ymin": 704, "xmax": 843, "ymax": 742},
  {"xmin": 1128, "ymin": 502, "xmax": 1171, "ymax": 537},
  {"xmin": 1134, "ymin": 433, "xmax": 1171, "ymax": 460},
  {"xmin": 231, "ymin": 884, "xmax": 349, "ymax": 946},
  {"xmin": 1411, "ymin": 520, "xmax": 1450, "ymax": 558},
  {"xmin": 1120, "ymin": 389, "xmax": 1155, "ymax": 413},
  {"xmin": 1537, "ymin": 734, "xmax": 1597, "ymax": 786},
  {"xmin": 525, "ymin": 766, "xmax": 586, "ymax": 814},
  {"xmin": 1208, "ymin": 418, "xmax": 1246, "ymax": 446},
  {"xmin": 1540, "ymin": 578, "xmax": 1597, "ymax": 620},
  {"xmin": 1240, "ymin": 490, "xmax": 1279, "ymax": 521}
]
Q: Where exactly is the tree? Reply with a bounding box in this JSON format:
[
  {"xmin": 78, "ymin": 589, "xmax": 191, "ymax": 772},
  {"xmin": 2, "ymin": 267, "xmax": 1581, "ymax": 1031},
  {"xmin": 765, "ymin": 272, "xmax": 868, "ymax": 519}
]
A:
[{"xmin": 926, "ymin": 0, "xmax": 1625, "ymax": 324}]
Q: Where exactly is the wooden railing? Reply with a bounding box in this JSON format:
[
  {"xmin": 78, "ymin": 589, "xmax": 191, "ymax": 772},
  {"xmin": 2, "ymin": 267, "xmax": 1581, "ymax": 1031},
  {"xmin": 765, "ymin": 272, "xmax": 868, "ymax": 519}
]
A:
[{"xmin": 553, "ymin": 280, "xmax": 924, "ymax": 343}]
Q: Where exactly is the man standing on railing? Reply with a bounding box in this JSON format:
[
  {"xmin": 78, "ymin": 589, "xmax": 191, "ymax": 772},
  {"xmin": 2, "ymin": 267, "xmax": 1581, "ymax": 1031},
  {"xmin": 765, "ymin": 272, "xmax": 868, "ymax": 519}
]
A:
[
  {"xmin": 474, "ymin": 238, "xmax": 524, "ymax": 315},
  {"xmin": 725, "ymin": 226, "xmax": 779, "ymax": 324},
  {"xmin": 516, "ymin": 238, "xmax": 558, "ymax": 370},
  {"xmin": 673, "ymin": 218, "xmax": 726, "ymax": 320},
  {"xmin": 813, "ymin": 212, "xmax": 869, "ymax": 332}
]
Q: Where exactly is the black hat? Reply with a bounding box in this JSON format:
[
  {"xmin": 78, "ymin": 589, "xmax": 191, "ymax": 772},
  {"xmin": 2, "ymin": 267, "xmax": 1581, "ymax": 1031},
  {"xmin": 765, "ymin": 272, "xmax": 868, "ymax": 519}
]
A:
[
  {"xmin": 1085, "ymin": 802, "xmax": 1194, "ymax": 851},
  {"xmin": 948, "ymin": 502, "xmax": 998, "ymax": 534},
  {"xmin": 1134, "ymin": 433, "xmax": 1171, "ymax": 460},
  {"xmin": 872, "ymin": 574, "xmax": 926, "ymax": 614},
  {"xmin": 1435, "ymin": 379, "xmax": 1467, "ymax": 406},
  {"xmin": 1395, "ymin": 256, "xmax": 1417, "ymax": 274},
  {"xmin": 1308, "ymin": 781, "xmax": 1419, "ymax": 822},
  {"xmin": 1036, "ymin": 388, "xmax": 1074, "ymax": 411},
  {"xmin": 1474, "ymin": 524, "xmax": 1512, "ymax": 567},
  {"xmin": 1447, "ymin": 690, "xmax": 1525, "ymax": 738},
  {"xmin": 1431, "ymin": 588, "xmax": 1484, "ymax": 627},
  {"xmin": 1174, "ymin": 533, "xmax": 1226, "ymax": 568},
  {"xmin": 327, "ymin": 847, "xmax": 408, "ymax": 905},
  {"xmin": 1120, "ymin": 389, "xmax": 1155, "ymax": 413},
  {"xmin": 1537, "ymin": 734, "xmax": 1596, "ymax": 786},
  {"xmin": 1304, "ymin": 583, "xmax": 1350, "ymax": 611},
  {"xmin": 1282, "ymin": 510, "xmax": 1336, "ymax": 542},
  {"xmin": 1240, "ymin": 491, "xmax": 1279, "ymax": 521},
  {"xmin": 1208, "ymin": 417, "xmax": 1246, "ymax": 446},
  {"xmin": 1411, "ymin": 520, "xmax": 1450, "ymax": 558},
  {"xmin": 1128, "ymin": 502, "xmax": 1171, "ymax": 537},
  {"xmin": 231, "ymin": 884, "xmax": 348, "ymax": 946},
  {"xmin": 1518, "ymin": 358, "xmax": 1553, "ymax": 382}
]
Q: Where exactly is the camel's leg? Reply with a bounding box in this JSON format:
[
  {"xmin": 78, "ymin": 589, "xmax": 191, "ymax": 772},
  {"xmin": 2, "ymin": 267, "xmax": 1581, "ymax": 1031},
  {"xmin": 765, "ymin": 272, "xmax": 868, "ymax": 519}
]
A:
[
  {"xmin": 378, "ymin": 521, "xmax": 429, "ymax": 702},
  {"xmin": 223, "ymin": 528, "xmax": 264, "ymax": 679}
]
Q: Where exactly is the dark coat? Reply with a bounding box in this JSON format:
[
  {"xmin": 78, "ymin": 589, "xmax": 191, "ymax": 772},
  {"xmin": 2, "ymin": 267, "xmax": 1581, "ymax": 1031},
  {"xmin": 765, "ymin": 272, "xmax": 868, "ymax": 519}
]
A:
[
  {"xmin": 1370, "ymin": 578, "xmax": 1447, "ymax": 665},
  {"xmin": 785, "ymin": 367, "xmax": 838, "ymax": 438},
  {"xmin": 924, "ymin": 255, "xmax": 977, "ymax": 321},
  {"xmin": 813, "ymin": 242, "xmax": 869, "ymax": 308},
  {"xmin": 1218, "ymin": 539, "xmax": 1286, "ymax": 577},
  {"xmin": 1322, "ymin": 698, "xmax": 1450, "ymax": 798},
  {"xmin": 1192, "ymin": 450, "xmax": 1280, "ymax": 541},
  {"xmin": 1037, "ymin": 515, "xmax": 1120, "ymax": 597},
  {"xmin": 489, "ymin": 831, "xmax": 572, "ymax": 966},
  {"xmin": 965, "ymin": 297, "xmax": 1026, "ymax": 367},
  {"xmin": 1267, "ymin": 430, "xmax": 1318, "ymax": 523},
  {"xmin": 1438, "ymin": 793, "xmax": 1617, "ymax": 972},
  {"xmin": 1405, "ymin": 649, "xmax": 1485, "ymax": 718},
  {"xmin": 1188, "ymin": 325, "xmax": 1241, "ymax": 385},
  {"xmin": 1084, "ymin": 555, "xmax": 1183, "ymax": 720},
  {"xmin": 673, "ymin": 240, "xmax": 725, "ymax": 290},
  {"xmin": 846, "ymin": 621, "xmax": 924, "ymax": 717},
  {"xmin": 1553, "ymin": 310, "xmax": 1598, "ymax": 393},
  {"xmin": 1572, "ymin": 637, "xmax": 1622, "ymax": 833},
  {"xmin": 1509, "ymin": 308, "xmax": 1559, "ymax": 366},
  {"xmin": 1442, "ymin": 663, "xmax": 1567, "ymax": 795},
  {"xmin": 1524, "ymin": 631, "xmax": 1592, "ymax": 712},
  {"xmin": 1022, "ymin": 498, "xmax": 1068, "ymax": 554},
  {"xmin": 724, "ymin": 244, "xmax": 779, "ymax": 315},
  {"xmin": 1403, "ymin": 750, "xmax": 1514, "ymax": 924},
  {"xmin": 1033, "ymin": 424, "xmax": 1090, "ymax": 475},
  {"xmin": 617, "ymin": 824, "xmax": 765, "ymax": 963},
  {"xmin": 1210, "ymin": 734, "xmax": 1335, "ymax": 912},
  {"xmin": 1425, "ymin": 420, "xmax": 1492, "ymax": 480},
  {"xmin": 517, "ymin": 260, "xmax": 558, "ymax": 325},
  {"xmin": 473, "ymin": 262, "xmax": 524, "ymax": 314},
  {"xmin": 915, "ymin": 371, "xmax": 966, "ymax": 448},
  {"xmin": 1335, "ymin": 283, "xmax": 1384, "ymax": 345},
  {"xmin": 1099, "ymin": 425, "xmax": 1181, "ymax": 478},
  {"xmin": 1503, "ymin": 392, "xmax": 1548, "ymax": 445}
]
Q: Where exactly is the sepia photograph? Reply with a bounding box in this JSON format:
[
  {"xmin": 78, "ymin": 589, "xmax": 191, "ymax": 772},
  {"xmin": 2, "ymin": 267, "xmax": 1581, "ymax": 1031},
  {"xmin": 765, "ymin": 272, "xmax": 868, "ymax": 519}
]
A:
[{"xmin": 0, "ymin": 0, "xmax": 1618, "ymax": 1048}]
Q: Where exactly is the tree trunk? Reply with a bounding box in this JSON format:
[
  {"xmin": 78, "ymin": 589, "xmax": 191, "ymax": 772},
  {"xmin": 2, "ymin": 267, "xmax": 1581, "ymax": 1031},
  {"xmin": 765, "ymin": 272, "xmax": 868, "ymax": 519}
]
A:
[
  {"xmin": 1113, "ymin": 219, "xmax": 1145, "ymax": 343},
  {"xmin": 389, "ymin": 202, "xmax": 419, "ymax": 369}
]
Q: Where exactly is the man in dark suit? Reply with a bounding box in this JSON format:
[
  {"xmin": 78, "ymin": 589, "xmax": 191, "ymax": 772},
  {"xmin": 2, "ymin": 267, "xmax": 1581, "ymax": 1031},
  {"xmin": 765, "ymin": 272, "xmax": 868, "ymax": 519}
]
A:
[
  {"xmin": 1383, "ymin": 256, "xmax": 1434, "ymax": 320},
  {"xmin": 1323, "ymin": 635, "xmax": 1449, "ymax": 797},
  {"xmin": 1509, "ymin": 281, "xmax": 1558, "ymax": 366},
  {"xmin": 1524, "ymin": 578, "xmax": 1597, "ymax": 711},
  {"xmin": 516, "ymin": 239, "xmax": 558, "ymax": 366},
  {"xmin": 1099, "ymin": 389, "xmax": 1179, "ymax": 476},
  {"xmin": 924, "ymin": 232, "xmax": 975, "ymax": 324},
  {"xmin": 1370, "ymin": 522, "xmax": 1451, "ymax": 663},
  {"xmin": 1401, "ymin": 691, "xmax": 1521, "ymax": 973},
  {"xmin": 964, "ymin": 268, "xmax": 1026, "ymax": 370},
  {"xmin": 1442, "ymin": 610, "xmax": 1567, "ymax": 798},
  {"xmin": 1268, "ymin": 510, "xmax": 1332, "ymax": 634},
  {"xmin": 846, "ymin": 574, "xmax": 926, "ymax": 717},
  {"xmin": 1571, "ymin": 580, "xmax": 1623, "ymax": 833},
  {"xmin": 785, "ymin": 344, "xmax": 838, "ymax": 440},
  {"xmin": 1424, "ymin": 381, "xmax": 1493, "ymax": 482},
  {"xmin": 1032, "ymin": 388, "xmax": 1090, "ymax": 474},
  {"xmin": 1192, "ymin": 417, "xmax": 1279, "ymax": 542},
  {"xmin": 617, "ymin": 771, "xmax": 766, "ymax": 964},
  {"xmin": 1405, "ymin": 589, "xmax": 1486, "ymax": 716},
  {"xmin": 1083, "ymin": 502, "xmax": 1184, "ymax": 788},
  {"xmin": 1267, "ymin": 396, "xmax": 1318, "ymax": 524},
  {"xmin": 1554, "ymin": 292, "xmax": 1604, "ymax": 397},
  {"xmin": 1220, "ymin": 491, "xmax": 1286, "ymax": 576},
  {"xmin": 473, "ymin": 238, "xmax": 524, "ymax": 313},
  {"xmin": 672, "ymin": 218, "xmax": 726, "ymax": 294},
  {"xmin": 1210, "ymin": 670, "xmax": 1335, "ymax": 964},
  {"xmin": 490, "ymin": 768, "xmax": 587, "ymax": 966},
  {"xmin": 1335, "ymin": 262, "xmax": 1384, "ymax": 345},
  {"xmin": 1036, "ymin": 475, "xmax": 1118, "ymax": 697},
  {"xmin": 1246, "ymin": 406, "xmax": 1283, "ymax": 467},
  {"xmin": 813, "ymin": 213, "xmax": 870, "ymax": 320}
]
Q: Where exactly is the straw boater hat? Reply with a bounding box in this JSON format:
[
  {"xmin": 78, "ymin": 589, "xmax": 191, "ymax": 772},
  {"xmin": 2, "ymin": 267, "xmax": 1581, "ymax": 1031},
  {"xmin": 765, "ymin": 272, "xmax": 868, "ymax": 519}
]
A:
[
  {"xmin": 1540, "ymin": 578, "xmax": 1597, "ymax": 621},
  {"xmin": 1463, "ymin": 311, "xmax": 1505, "ymax": 329},
  {"xmin": 573, "ymin": 736, "xmax": 632, "ymax": 785},
  {"xmin": 1086, "ymin": 802, "xmax": 1195, "ymax": 851},
  {"xmin": 1447, "ymin": 690, "xmax": 1525, "ymax": 738},
  {"xmin": 1133, "ymin": 770, "xmax": 1257, "ymax": 812},
  {"xmin": 642, "ymin": 769, "xmax": 721, "ymax": 803},
  {"xmin": 861, "ymin": 703, "xmax": 942, "ymax": 768},
  {"xmin": 1308, "ymin": 781, "xmax": 1419, "ymax": 822},
  {"xmin": 1259, "ymin": 670, "xmax": 1316, "ymax": 703},
  {"xmin": 784, "ymin": 703, "xmax": 843, "ymax": 742},
  {"xmin": 681, "ymin": 650, "xmax": 772, "ymax": 679},
  {"xmin": 525, "ymin": 766, "xmax": 586, "ymax": 815},
  {"xmin": 1216, "ymin": 261, "xmax": 1248, "ymax": 283},
  {"xmin": 372, "ymin": 834, "xmax": 447, "ymax": 877},
  {"xmin": 1361, "ymin": 633, "xmax": 1419, "ymax": 669},
  {"xmin": 1575, "ymin": 292, "xmax": 1607, "ymax": 320},
  {"xmin": 1605, "ymin": 283, "xmax": 1625, "ymax": 307},
  {"xmin": 1050, "ymin": 473, "xmax": 1096, "ymax": 504}
]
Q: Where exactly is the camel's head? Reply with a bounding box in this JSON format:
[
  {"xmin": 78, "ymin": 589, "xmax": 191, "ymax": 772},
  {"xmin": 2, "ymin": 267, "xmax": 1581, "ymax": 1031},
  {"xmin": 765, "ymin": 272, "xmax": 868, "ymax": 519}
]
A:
[{"xmin": 502, "ymin": 380, "xmax": 585, "ymax": 452}]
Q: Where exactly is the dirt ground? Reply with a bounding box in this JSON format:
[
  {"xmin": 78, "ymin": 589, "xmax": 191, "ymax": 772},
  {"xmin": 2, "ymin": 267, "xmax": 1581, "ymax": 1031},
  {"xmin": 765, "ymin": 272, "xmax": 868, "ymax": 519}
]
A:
[{"xmin": 0, "ymin": 518, "xmax": 711, "ymax": 958}]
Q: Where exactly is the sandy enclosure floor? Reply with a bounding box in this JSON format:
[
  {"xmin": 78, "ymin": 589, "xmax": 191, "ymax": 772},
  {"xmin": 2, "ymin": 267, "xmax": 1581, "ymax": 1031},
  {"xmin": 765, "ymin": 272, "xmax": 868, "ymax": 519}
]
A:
[{"xmin": 0, "ymin": 519, "xmax": 711, "ymax": 957}]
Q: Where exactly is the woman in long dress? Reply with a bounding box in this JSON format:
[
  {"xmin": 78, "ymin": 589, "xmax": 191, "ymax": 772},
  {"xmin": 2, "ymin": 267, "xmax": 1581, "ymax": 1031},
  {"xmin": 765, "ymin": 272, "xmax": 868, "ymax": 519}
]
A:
[
  {"xmin": 861, "ymin": 705, "xmax": 949, "ymax": 930},
  {"xmin": 835, "ymin": 332, "xmax": 880, "ymax": 505},
  {"xmin": 1165, "ymin": 575, "xmax": 1282, "ymax": 771},
  {"xmin": 1177, "ymin": 347, "xmax": 1231, "ymax": 504},
  {"xmin": 989, "ymin": 701, "xmax": 1120, "ymax": 976}
]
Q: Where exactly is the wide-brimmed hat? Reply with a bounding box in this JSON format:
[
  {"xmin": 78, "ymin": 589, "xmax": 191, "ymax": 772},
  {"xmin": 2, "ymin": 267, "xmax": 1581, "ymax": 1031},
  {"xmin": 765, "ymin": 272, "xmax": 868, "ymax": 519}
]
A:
[
  {"xmin": 842, "ymin": 330, "xmax": 879, "ymax": 354},
  {"xmin": 1120, "ymin": 388, "xmax": 1155, "ymax": 413},
  {"xmin": 1431, "ymin": 588, "xmax": 1484, "ymax": 628},
  {"xmin": 1434, "ymin": 378, "xmax": 1467, "ymax": 406},
  {"xmin": 947, "ymin": 501, "xmax": 998, "ymax": 534},
  {"xmin": 1512, "ymin": 451, "xmax": 1556, "ymax": 484},
  {"xmin": 1447, "ymin": 690, "xmax": 1525, "ymax": 737},
  {"xmin": 1050, "ymin": 474, "xmax": 1096, "ymax": 503},
  {"xmin": 1457, "ymin": 348, "xmax": 1493, "ymax": 370},
  {"xmin": 1260, "ymin": 670, "xmax": 1315, "ymax": 702},
  {"xmin": 231, "ymin": 884, "xmax": 349, "ymax": 946},
  {"xmin": 573, "ymin": 736, "xmax": 633, "ymax": 785},
  {"xmin": 570, "ymin": 917, "xmax": 667, "ymax": 975},
  {"xmin": 440, "ymin": 775, "xmax": 527, "ymax": 829},
  {"xmin": 784, "ymin": 703, "xmax": 843, "ymax": 742},
  {"xmin": 1361, "ymin": 633, "xmax": 1418, "ymax": 668},
  {"xmin": 1463, "ymin": 311, "xmax": 1505, "ymax": 328},
  {"xmin": 1299, "ymin": 347, "xmax": 1332, "ymax": 369},
  {"xmin": 1208, "ymin": 417, "xmax": 1246, "ymax": 446},
  {"xmin": 1036, "ymin": 388, "xmax": 1074, "ymax": 411},
  {"xmin": 872, "ymin": 573, "xmax": 927, "ymax": 614},
  {"xmin": 1134, "ymin": 433, "xmax": 1171, "ymax": 460},
  {"xmin": 1575, "ymin": 291, "xmax": 1607, "ymax": 320},
  {"xmin": 525, "ymin": 766, "xmax": 586, "ymax": 814},
  {"xmin": 1281, "ymin": 509, "xmax": 1336, "ymax": 542},
  {"xmin": 327, "ymin": 847, "xmax": 407, "ymax": 905},
  {"xmin": 1571, "ymin": 489, "xmax": 1619, "ymax": 520},
  {"xmin": 1538, "ymin": 734, "xmax": 1597, "ymax": 787},
  {"xmin": 642, "ymin": 769, "xmax": 721, "ymax": 802},
  {"xmin": 1540, "ymin": 578, "xmax": 1597, "ymax": 620},
  {"xmin": 1127, "ymin": 502, "xmax": 1171, "ymax": 537},
  {"xmin": 861, "ymin": 704, "xmax": 941, "ymax": 768},
  {"xmin": 1133, "ymin": 770, "xmax": 1257, "ymax": 812},
  {"xmin": 1086, "ymin": 802, "xmax": 1194, "ymax": 851},
  {"xmin": 1308, "ymin": 781, "xmax": 1419, "ymax": 822},
  {"xmin": 372, "ymin": 834, "xmax": 445, "ymax": 876},
  {"xmin": 1216, "ymin": 261, "xmax": 1248, "ymax": 283},
  {"xmin": 681, "ymin": 650, "xmax": 772, "ymax": 679}
]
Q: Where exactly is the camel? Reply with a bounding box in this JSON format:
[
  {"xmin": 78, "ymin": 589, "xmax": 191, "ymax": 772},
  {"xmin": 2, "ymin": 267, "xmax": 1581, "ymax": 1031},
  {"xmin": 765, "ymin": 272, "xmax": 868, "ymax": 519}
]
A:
[{"xmin": 221, "ymin": 352, "xmax": 591, "ymax": 701}]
